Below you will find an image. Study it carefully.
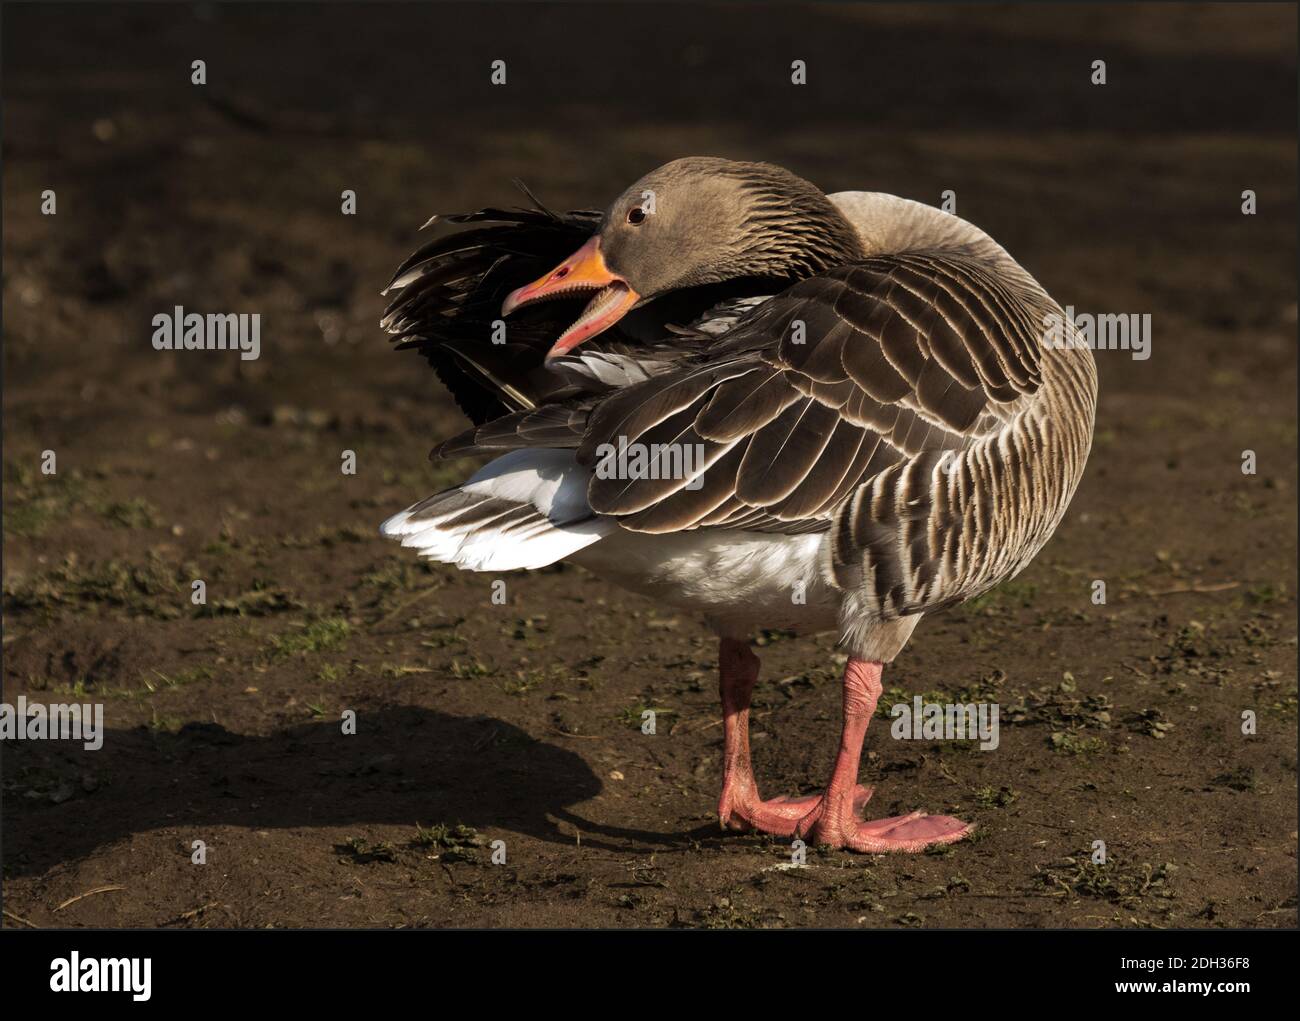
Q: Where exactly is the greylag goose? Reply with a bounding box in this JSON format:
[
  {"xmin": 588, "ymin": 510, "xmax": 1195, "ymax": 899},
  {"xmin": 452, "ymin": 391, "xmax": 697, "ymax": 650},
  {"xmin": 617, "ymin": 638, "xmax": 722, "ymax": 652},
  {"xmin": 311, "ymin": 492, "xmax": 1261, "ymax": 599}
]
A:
[{"xmin": 380, "ymin": 158, "xmax": 1097, "ymax": 852}]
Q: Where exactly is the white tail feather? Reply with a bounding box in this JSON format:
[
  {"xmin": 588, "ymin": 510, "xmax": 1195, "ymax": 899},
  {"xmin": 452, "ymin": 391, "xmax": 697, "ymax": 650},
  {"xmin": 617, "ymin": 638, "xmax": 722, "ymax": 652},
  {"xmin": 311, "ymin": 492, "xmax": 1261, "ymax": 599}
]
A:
[{"xmin": 380, "ymin": 450, "xmax": 614, "ymax": 571}]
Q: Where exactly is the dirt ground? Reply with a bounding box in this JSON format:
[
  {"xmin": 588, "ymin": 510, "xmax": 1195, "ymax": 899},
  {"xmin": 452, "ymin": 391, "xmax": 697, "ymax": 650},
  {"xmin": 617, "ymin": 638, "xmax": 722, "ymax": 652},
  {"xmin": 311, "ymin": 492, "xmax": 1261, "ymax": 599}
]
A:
[{"xmin": 2, "ymin": 2, "xmax": 1296, "ymax": 929}]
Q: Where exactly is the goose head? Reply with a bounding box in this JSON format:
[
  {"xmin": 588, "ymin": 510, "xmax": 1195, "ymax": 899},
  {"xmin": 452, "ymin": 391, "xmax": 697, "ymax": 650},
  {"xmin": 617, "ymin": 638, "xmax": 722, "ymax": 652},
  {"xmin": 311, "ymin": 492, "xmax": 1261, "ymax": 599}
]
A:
[{"xmin": 502, "ymin": 157, "xmax": 863, "ymax": 359}]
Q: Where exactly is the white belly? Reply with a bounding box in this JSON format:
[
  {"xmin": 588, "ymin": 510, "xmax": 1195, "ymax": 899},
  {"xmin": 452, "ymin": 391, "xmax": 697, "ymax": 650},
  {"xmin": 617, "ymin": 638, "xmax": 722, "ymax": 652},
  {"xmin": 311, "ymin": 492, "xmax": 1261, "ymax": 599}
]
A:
[{"xmin": 571, "ymin": 528, "xmax": 842, "ymax": 638}]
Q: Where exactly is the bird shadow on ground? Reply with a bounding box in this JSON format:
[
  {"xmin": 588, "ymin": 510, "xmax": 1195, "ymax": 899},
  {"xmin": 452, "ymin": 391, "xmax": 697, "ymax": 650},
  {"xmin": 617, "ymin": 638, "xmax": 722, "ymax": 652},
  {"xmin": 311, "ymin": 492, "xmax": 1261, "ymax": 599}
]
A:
[{"xmin": 2, "ymin": 705, "xmax": 605, "ymax": 876}]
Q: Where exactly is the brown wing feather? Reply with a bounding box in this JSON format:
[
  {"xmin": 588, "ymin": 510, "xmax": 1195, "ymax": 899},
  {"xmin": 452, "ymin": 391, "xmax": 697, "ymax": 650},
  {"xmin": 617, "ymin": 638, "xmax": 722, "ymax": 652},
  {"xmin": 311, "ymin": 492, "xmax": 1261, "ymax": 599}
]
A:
[
  {"xmin": 595, "ymin": 251, "xmax": 1044, "ymax": 534},
  {"xmin": 439, "ymin": 251, "xmax": 1048, "ymax": 545}
]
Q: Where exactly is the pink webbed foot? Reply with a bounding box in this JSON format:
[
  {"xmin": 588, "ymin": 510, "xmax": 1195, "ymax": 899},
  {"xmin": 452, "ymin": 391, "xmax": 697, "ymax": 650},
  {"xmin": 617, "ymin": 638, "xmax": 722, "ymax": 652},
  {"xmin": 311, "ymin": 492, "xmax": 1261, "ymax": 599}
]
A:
[
  {"xmin": 786, "ymin": 656, "xmax": 973, "ymax": 852},
  {"xmin": 728, "ymin": 652, "xmax": 972, "ymax": 853},
  {"xmin": 720, "ymin": 784, "xmax": 874, "ymax": 837},
  {"xmin": 801, "ymin": 804, "xmax": 973, "ymax": 853},
  {"xmin": 713, "ymin": 640, "xmax": 973, "ymax": 853}
]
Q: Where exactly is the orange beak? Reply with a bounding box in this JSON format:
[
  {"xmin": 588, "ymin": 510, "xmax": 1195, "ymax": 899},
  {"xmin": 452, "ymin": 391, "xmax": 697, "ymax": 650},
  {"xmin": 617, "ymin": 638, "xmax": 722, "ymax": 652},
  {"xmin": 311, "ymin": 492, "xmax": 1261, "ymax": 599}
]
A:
[{"xmin": 501, "ymin": 236, "xmax": 640, "ymax": 360}]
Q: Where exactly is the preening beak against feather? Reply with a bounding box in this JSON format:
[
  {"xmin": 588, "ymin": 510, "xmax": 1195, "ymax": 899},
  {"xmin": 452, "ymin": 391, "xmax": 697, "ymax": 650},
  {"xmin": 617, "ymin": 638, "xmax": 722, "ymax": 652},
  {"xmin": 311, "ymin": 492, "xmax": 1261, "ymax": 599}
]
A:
[
  {"xmin": 499, "ymin": 157, "xmax": 865, "ymax": 361},
  {"xmin": 501, "ymin": 236, "xmax": 639, "ymax": 360}
]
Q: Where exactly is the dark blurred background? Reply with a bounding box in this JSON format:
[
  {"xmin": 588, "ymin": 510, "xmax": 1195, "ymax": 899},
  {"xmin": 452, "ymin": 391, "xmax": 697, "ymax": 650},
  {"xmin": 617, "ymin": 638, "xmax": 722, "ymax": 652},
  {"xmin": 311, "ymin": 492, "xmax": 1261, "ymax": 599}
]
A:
[
  {"xmin": 4, "ymin": 2, "xmax": 1296, "ymax": 429},
  {"xmin": 2, "ymin": 3, "xmax": 1296, "ymax": 929}
]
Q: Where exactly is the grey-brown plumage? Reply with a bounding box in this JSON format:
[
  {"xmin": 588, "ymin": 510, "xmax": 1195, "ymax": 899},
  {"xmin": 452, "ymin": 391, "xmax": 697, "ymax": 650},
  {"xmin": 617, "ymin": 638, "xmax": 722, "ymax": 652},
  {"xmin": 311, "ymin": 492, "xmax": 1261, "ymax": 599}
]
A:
[
  {"xmin": 381, "ymin": 159, "xmax": 1097, "ymax": 853},
  {"xmin": 385, "ymin": 159, "xmax": 1096, "ymax": 662}
]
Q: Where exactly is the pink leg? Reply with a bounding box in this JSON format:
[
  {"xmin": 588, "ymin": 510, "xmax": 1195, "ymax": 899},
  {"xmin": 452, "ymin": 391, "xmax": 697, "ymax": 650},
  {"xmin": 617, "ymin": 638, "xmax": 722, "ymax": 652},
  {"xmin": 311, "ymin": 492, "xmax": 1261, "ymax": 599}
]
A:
[
  {"xmin": 716, "ymin": 638, "xmax": 873, "ymax": 836},
  {"xmin": 796, "ymin": 658, "xmax": 972, "ymax": 852}
]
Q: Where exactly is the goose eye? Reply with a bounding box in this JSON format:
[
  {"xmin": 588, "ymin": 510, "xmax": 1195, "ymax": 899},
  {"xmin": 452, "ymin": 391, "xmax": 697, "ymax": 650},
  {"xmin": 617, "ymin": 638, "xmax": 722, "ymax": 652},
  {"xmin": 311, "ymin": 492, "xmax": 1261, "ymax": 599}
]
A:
[{"xmin": 626, "ymin": 206, "xmax": 647, "ymax": 225}]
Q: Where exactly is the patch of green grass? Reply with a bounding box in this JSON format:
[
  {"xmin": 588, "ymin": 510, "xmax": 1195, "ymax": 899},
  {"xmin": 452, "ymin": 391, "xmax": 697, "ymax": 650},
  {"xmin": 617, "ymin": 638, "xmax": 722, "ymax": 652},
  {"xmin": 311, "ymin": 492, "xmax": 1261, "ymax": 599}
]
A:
[
  {"xmin": 504, "ymin": 674, "xmax": 541, "ymax": 696},
  {"xmin": 503, "ymin": 664, "xmax": 568, "ymax": 696},
  {"xmin": 616, "ymin": 703, "xmax": 677, "ymax": 729},
  {"xmin": 1170, "ymin": 620, "xmax": 1218, "ymax": 657},
  {"xmin": 3, "ymin": 464, "xmax": 161, "ymax": 535},
  {"xmin": 1040, "ymin": 854, "xmax": 1176, "ymax": 906},
  {"xmin": 412, "ymin": 822, "xmax": 480, "ymax": 849},
  {"xmin": 202, "ymin": 537, "xmax": 240, "ymax": 559},
  {"xmin": 141, "ymin": 666, "xmax": 213, "ymax": 693},
  {"xmin": 359, "ymin": 560, "xmax": 437, "ymax": 594},
  {"xmin": 267, "ymin": 616, "xmax": 351, "ymax": 659},
  {"xmin": 506, "ymin": 615, "xmax": 550, "ymax": 640},
  {"xmin": 99, "ymin": 497, "xmax": 160, "ymax": 529},
  {"xmin": 1049, "ymin": 731, "xmax": 1107, "ymax": 756},
  {"xmin": 1125, "ymin": 708, "xmax": 1174, "ymax": 739},
  {"xmin": 874, "ymin": 674, "xmax": 1006, "ymax": 721},
  {"xmin": 1246, "ymin": 582, "xmax": 1288, "ymax": 605},
  {"xmin": 2, "ymin": 463, "xmax": 89, "ymax": 537},
  {"xmin": 1255, "ymin": 685, "xmax": 1297, "ymax": 719},
  {"xmin": 42, "ymin": 676, "xmax": 96, "ymax": 702},
  {"xmin": 147, "ymin": 708, "xmax": 183, "ymax": 733},
  {"xmin": 380, "ymin": 663, "xmax": 433, "ymax": 678},
  {"xmin": 198, "ymin": 582, "xmax": 303, "ymax": 617},
  {"xmin": 449, "ymin": 657, "xmax": 494, "ymax": 679},
  {"xmin": 876, "ymin": 686, "xmax": 949, "ymax": 719},
  {"xmin": 420, "ymin": 628, "xmax": 465, "ymax": 650},
  {"xmin": 955, "ymin": 580, "xmax": 1040, "ymax": 618},
  {"xmin": 411, "ymin": 822, "xmax": 483, "ymax": 862},
  {"xmin": 972, "ymin": 785, "xmax": 1019, "ymax": 808},
  {"xmin": 336, "ymin": 836, "xmax": 397, "ymax": 865},
  {"xmin": 3, "ymin": 554, "xmax": 184, "ymax": 618},
  {"xmin": 1239, "ymin": 620, "xmax": 1276, "ymax": 648},
  {"xmin": 1002, "ymin": 689, "xmax": 1112, "ymax": 730}
]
